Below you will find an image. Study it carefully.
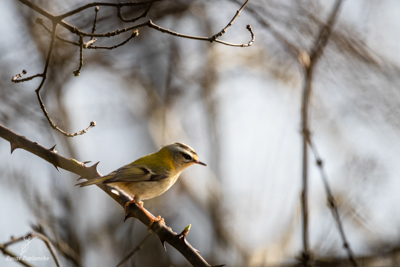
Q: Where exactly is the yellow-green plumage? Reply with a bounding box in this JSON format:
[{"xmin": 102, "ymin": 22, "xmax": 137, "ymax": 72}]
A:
[{"xmin": 76, "ymin": 143, "xmax": 206, "ymax": 204}]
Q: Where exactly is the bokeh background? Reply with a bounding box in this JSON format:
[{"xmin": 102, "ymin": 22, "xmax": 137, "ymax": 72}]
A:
[{"xmin": 1, "ymin": 0, "xmax": 400, "ymax": 266}]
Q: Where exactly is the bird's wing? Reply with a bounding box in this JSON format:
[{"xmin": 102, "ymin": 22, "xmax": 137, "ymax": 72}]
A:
[{"xmin": 104, "ymin": 164, "xmax": 169, "ymax": 183}]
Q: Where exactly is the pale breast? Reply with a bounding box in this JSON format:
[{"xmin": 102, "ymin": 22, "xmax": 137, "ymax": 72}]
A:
[{"xmin": 109, "ymin": 173, "xmax": 180, "ymax": 202}]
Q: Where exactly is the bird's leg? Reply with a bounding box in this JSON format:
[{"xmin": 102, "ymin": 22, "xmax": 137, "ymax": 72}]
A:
[
  {"xmin": 124, "ymin": 199, "xmax": 165, "ymax": 231},
  {"xmin": 138, "ymin": 202, "xmax": 165, "ymax": 231}
]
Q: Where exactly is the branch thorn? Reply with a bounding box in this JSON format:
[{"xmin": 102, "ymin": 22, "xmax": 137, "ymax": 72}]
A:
[
  {"xmin": 53, "ymin": 164, "xmax": 60, "ymax": 172},
  {"xmin": 160, "ymin": 239, "xmax": 167, "ymax": 251},
  {"xmin": 49, "ymin": 144, "xmax": 57, "ymax": 153},
  {"xmin": 10, "ymin": 142, "xmax": 20, "ymax": 154},
  {"xmin": 89, "ymin": 161, "xmax": 100, "ymax": 172}
]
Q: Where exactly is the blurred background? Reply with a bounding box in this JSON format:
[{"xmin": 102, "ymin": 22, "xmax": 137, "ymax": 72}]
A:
[{"xmin": 1, "ymin": 0, "xmax": 400, "ymax": 266}]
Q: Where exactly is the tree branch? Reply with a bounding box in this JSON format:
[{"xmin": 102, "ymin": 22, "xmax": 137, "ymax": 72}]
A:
[
  {"xmin": 308, "ymin": 137, "xmax": 358, "ymax": 267},
  {"xmin": 15, "ymin": 0, "xmax": 253, "ymax": 137},
  {"xmin": 210, "ymin": 0, "xmax": 250, "ymax": 42},
  {"xmin": 0, "ymin": 232, "xmax": 62, "ymax": 267},
  {"xmin": 0, "ymin": 123, "xmax": 216, "ymax": 267},
  {"xmin": 298, "ymin": 1, "xmax": 343, "ymax": 265}
]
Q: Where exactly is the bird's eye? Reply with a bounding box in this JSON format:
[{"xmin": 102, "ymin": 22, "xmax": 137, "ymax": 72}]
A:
[{"xmin": 182, "ymin": 153, "xmax": 192, "ymax": 161}]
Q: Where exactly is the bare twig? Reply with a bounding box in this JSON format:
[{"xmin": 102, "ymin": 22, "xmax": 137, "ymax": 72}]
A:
[
  {"xmin": 11, "ymin": 70, "xmax": 28, "ymax": 82},
  {"xmin": 240, "ymin": 1, "xmax": 299, "ymax": 58},
  {"xmin": 300, "ymin": 66, "xmax": 312, "ymax": 265},
  {"xmin": 31, "ymin": 223, "xmax": 82, "ymax": 266},
  {"xmin": 116, "ymin": 234, "xmax": 152, "ymax": 267},
  {"xmin": 32, "ymin": 233, "xmax": 62, "ymax": 267},
  {"xmin": 117, "ymin": 1, "xmax": 154, "ymax": 23},
  {"xmin": 88, "ymin": 30, "xmax": 139, "ymax": 50},
  {"xmin": 309, "ymin": 0, "xmax": 343, "ymax": 64},
  {"xmin": 210, "ymin": 0, "xmax": 250, "ymax": 42},
  {"xmin": 90, "ymin": 6, "xmax": 100, "ymax": 41},
  {"xmin": 148, "ymin": 20, "xmax": 255, "ymax": 47},
  {"xmin": 73, "ymin": 35, "xmax": 84, "ymax": 76},
  {"xmin": 13, "ymin": 18, "xmax": 97, "ymax": 137},
  {"xmin": 0, "ymin": 245, "xmax": 34, "ymax": 267},
  {"xmin": 15, "ymin": 0, "xmax": 253, "ymax": 137},
  {"xmin": 19, "ymin": 0, "xmax": 252, "ymax": 45},
  {"xmin": 37, "ymin": 19, "xmax": 139, "ymax": 50},
  {"xmin": 36, "ymin": 18, "xmax": 79, "ymax": 45},
  {"xmin": 308, "ymin": 137, "xmax": 358, "ymax": 267},
  {"xmin": 58, "ymin": 1, "xmax": 158, "ymax": 19},
  {"xmin": 11, "ymin": 70, "xmax": 43, "ymax": 83}
]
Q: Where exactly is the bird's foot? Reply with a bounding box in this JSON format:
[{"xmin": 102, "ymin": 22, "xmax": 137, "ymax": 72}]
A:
[
  {"xmin": 147, "ymin": 215, "xmax": 165, "ymax": 231},
  {"xmin": 124, "ymin": 199, "xmax": 137, "ymax": 222},
  {"xmin": 123, "ymin": 200, "xmax": 165, "ymax": 231}
]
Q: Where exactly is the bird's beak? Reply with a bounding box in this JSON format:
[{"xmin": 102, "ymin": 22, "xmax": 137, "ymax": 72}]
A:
[{"xmin": 195, "ymin": 160, "xmax": 207, "ymax": 166}]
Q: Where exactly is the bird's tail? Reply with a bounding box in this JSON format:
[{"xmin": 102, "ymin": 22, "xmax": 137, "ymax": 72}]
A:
[{"xmin": 75, "ymin": 175, "xmax": 111, "ymax": 187}]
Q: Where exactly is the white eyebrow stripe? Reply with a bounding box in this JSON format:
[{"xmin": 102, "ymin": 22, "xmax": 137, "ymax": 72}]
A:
[
  {"xmin": 174, "ymin": 143, "xmax": 197, "ymax": 155},
  {"xmin": 176, "ymin": 147, "xmax": 194, "ymax": 157}
]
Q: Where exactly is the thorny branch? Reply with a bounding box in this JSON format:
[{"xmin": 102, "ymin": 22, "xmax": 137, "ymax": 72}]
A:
[
  {"xmin": 13, "ymin": 0, "xmax": 253, "ymax": 137},
  {"xmin": 0, "ymin": 123, "xmax": 217, "ymax": 267}
]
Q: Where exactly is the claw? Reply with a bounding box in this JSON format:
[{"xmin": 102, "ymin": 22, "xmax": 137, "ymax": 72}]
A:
[
  {"xmin": 147, "ymin": 216, "xmax": 165, "ymax": 231},
  {"xmin": 124, "ymin": 199, "xmax": 136, "ymax": 222},
  {"xmin": 123, "ymin": 199, "xmax": 165, "ymax": 231}
]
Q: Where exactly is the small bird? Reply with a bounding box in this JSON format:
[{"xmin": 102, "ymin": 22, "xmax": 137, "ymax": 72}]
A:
[{"xmin": 76, "ymin": 142, "xmax": 206, "ymax": 229}]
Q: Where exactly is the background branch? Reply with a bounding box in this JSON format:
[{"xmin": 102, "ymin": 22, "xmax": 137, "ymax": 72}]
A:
[{"xmin": 299, "ymin": 0, "xmax": 343, "ymax": 265}]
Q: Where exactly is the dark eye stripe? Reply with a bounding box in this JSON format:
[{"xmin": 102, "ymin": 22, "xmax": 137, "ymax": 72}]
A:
[{"xmin": 182, "ymin": 153, "xmax": 192, "ymax": 161}]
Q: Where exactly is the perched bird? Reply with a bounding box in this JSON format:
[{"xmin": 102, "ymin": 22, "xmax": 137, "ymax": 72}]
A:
[{"xmin": 76, "ymin": 142, "xmax": 206, "ymax": 229}]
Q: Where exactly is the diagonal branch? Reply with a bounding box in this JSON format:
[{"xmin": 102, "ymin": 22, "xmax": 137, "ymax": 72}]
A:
[
  {"xmin": 0, "ymin": 245, "xmax": 34, "ymax": 267},
  {"xmin": 210, "ymin": 0, "xmax": 250, "ymax": 42},
  {"xmin": 32, "ymin": 233, "xmax": 62, "ymax": 267},
  {"xmin": 0, "ymin": 123, "xmax": 216, "ymax": 267},
  {"xmin": 116, "ymin": 234, "xmax": 152, "ymax": 267},
  {"xmin": 308, "ymin": 137, "xmax": 358, "ymax": 267},
  {"xmin": 309, "ymin": 0, "xmax": 343, "ymax": 64}
]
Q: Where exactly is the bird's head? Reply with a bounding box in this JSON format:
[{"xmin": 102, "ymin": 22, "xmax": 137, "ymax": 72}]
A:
[{"xmin": 164, "ymin": 142, "xmax": 207, "ymax": 171}]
